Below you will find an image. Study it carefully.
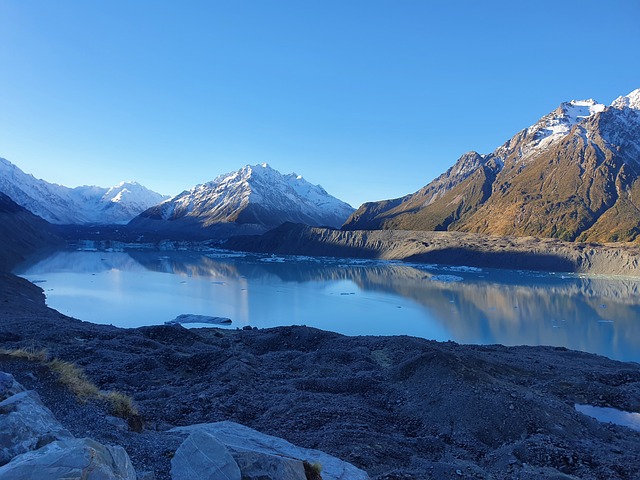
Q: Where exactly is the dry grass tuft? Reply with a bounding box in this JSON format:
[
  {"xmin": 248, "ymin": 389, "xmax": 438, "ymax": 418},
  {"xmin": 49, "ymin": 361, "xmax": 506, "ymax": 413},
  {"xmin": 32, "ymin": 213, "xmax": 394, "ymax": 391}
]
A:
[
  {"xmin": 104, "ymin": 390, "xmax": 139, "ymax": 417},
  {"xmin": 47, "ymin": 358, "xmax": 100, "ymax": 400},
  {"xmin": 303, "ymin": 460, "xmax": 323, "ymax": 480},
  {"xmin": 0, "ymin": 345, "xmax": 49, "ymax": 362},
  {"xmin": 0, "ymin": 346, "xmax": 140, "ymax": 427}
]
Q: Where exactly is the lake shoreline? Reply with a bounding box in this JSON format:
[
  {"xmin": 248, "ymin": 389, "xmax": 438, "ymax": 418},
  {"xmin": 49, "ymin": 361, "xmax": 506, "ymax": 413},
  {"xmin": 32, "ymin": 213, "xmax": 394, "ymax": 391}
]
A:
[
  {"xmin": 1, "ymin": 271, "xmax": 639, "ymax": 479},
  {"xmin": 16, "ymin": 247, "xmax": 640, "ymax": 363},
  {"xmin": 225, "ymin": 224, "xmax": 640, "ymax": 277}
]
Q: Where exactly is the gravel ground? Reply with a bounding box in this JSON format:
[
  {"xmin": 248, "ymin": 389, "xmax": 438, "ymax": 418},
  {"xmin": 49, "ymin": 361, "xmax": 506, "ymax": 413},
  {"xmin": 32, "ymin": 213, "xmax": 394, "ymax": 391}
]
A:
[{"xmin": 1, "ymin": 272, "xmax": 640, "ymax": 480}]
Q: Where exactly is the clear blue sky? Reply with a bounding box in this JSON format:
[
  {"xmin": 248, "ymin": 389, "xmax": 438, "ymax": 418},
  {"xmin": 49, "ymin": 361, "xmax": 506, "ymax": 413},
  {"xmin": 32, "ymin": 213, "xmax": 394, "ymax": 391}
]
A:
[{"xmin": 1, "ymin": 1, "xmax": 639, "ymax": 208}]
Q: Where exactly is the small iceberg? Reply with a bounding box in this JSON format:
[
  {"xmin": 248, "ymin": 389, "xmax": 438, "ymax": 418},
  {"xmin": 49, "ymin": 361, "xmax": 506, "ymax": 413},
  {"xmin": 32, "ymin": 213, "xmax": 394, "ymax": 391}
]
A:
[
  {"xmin": 166, "ymin": 314, "xmax": 232, "ymax": 326},
  {"xmin": 260, "ymin": 256, "xmax": 286, "ymax": 263},
  {"xmin": 430, "ymin": 274, "xmax": 464, "ymax": 283},
  {"xmin": 575, "ymin": 404, "xmax": 640, "ymax": 432}
]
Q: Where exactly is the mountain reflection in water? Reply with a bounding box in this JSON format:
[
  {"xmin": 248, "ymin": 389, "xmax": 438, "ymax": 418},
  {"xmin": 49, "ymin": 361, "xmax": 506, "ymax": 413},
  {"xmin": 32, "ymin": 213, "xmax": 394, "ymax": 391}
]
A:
[{"xmin": 16, "ymin": 249, "xmax": 640, "ymax": 363}]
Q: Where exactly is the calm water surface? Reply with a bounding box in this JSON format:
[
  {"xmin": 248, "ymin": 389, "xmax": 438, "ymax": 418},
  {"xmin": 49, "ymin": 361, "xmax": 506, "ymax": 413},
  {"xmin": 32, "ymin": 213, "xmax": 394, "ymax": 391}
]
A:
[{"xmin": 15, "ymin": 248, "xmax": 640, "ymax": 363}]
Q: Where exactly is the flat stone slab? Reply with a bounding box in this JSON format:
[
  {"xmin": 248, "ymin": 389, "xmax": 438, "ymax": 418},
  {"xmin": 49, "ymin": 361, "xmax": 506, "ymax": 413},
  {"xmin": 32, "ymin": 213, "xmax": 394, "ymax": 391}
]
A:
[
  {"xmin": 171, "ymin": 429, "xmax": 241, "ymax": 480},
  {"xmin": 171, "ymin": 421, "xmax": 370, "ymax": 480}
]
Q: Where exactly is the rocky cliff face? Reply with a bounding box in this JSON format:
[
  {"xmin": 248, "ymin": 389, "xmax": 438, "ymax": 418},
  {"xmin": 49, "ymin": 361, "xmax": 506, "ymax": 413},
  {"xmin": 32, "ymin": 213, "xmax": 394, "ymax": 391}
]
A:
[
  {"xmin": 227, "ymin": 223, "xmax": 640, "ymax": 276},
  {"xmin": 344, "ymin": 89, "xmax": 640, "ymax": 242}
]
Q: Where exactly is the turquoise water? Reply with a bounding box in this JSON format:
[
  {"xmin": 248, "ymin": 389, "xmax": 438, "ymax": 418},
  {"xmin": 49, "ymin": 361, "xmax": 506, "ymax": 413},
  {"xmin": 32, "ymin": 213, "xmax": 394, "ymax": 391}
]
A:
[
  {"xmin": 16, "ymin": 248, "xmax": 640, "ymax": 363},
  {"xmin": 575, "ymin": 404, "xmax": 640, "ymax": 432}
]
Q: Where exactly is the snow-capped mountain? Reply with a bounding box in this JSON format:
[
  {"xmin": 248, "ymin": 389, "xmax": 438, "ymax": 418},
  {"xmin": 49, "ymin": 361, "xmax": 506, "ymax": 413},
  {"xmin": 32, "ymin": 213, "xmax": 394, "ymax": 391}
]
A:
[
  {"xmin": 344, "ymin": 88, "xmax": 640, "ymax": 242},
  {"xmin": 131, "ymin": 163, "xmax": 355, "ymax": 237},
  {"xmin": 0, "ymin": 157, "xmax": 168, "ymax": 224}
]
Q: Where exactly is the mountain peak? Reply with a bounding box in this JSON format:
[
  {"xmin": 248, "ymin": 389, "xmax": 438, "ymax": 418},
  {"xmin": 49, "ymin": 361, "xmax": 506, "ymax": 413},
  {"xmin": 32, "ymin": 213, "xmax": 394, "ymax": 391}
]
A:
[
  {"xmin": 611, "ymin": 88, "xmax": 640, "ymax": 110},
  {"xmin": 559, "ymin": 99, "xmax": 605, "ymax": 120},
  {"xmin": 344, "ymin": 87, "xmax": 640, "ymax": 242},
  {"xmin": 136, "ymin": 164, "xmax": 354, "ymax": 233},
  {"xmin": 0, "ymin": 157, "xmax": 167, "ymax": 224},
  {"xmin": 523, "ymin": 98, "xmax": 605, "ymax": 149}
]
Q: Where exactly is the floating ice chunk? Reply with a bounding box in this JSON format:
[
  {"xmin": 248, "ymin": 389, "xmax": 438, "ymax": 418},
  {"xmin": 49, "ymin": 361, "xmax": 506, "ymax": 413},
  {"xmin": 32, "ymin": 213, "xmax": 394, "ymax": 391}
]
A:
[
  {"xmin": 260, "ymin": 256, "xmax": 286, "ymax": 263},
  {"xmin": 430, "ymin": 275, "xmax": 464, "ymax": 282},
  {"xmin": 443, "ymin": 265, "xmax": 483, "ymax": 273},
  {"xmin": 205, "ymin": 251, "xmax": 249, "ymax": 259},
  {"xmin": 167, "ymin": 314, "xmax": 232, "ymax": 325}
]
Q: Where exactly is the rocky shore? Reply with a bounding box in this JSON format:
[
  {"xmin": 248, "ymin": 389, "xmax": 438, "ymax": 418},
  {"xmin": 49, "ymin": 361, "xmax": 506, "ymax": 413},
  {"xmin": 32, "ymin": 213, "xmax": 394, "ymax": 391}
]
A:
[
  {"xmin": 226, "ymin": 223, "xmax": 640, "ymax": 276},
  {"xmin": 1, "ymin": 271, "xmax": 639, "ymax": 479}
]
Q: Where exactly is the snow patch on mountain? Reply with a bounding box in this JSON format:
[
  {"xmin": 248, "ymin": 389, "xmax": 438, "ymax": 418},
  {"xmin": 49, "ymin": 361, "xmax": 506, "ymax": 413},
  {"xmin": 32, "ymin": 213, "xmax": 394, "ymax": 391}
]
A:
[
  {"xmin": 489, "ymin": 98, "xmax": 611, "ymax": 168},
  {"xmin": 532, "ymin": 99, "xmax": 605, "ymax": 144},
  {"xmin": 0, "ymin": 157, "xmax": 168, "ymax": 224},
  {"xmin": 611, "ymin": 88, "xmax": 640, "ymax": 110}
]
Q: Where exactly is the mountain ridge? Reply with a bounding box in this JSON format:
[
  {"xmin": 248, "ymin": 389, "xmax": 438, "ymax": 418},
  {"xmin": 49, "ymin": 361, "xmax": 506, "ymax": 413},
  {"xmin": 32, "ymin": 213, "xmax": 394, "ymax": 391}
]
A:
[
  {"xmin": 129, "ymin": 163, "xmax": 355, "ymax": 238},
  {"xmin": 343, "ymin": 88, "xmax": 640, "ymax": 242},
  {"xmin": 0, "ymin": 157, "xmax": 168, "ymax": 225}
]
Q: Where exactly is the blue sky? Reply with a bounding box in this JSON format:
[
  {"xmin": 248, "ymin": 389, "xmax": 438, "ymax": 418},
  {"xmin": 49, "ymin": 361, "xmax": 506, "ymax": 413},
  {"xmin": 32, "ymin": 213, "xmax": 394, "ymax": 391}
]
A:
[{"xmin": 1, "ymin": 1, "xmax": 639, "ymax": 208}]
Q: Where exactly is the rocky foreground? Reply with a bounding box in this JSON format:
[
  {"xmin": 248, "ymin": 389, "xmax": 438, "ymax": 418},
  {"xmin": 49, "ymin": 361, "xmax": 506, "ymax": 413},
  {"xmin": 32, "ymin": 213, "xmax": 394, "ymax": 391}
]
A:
[{"xmin": 1, "ymin": 271, "xmax": 639, "ymax": 479}]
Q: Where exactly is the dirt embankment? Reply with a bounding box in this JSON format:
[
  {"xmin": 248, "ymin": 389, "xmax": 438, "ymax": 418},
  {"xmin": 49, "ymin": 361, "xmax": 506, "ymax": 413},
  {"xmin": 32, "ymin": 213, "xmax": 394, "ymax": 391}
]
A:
[
  {"xmin": 225, "ymin": 223, "xmax": 640, "ymax": 276},
  {"xmin": 0, "ymin": 272, "xmax": 639, "ymax": 480}
]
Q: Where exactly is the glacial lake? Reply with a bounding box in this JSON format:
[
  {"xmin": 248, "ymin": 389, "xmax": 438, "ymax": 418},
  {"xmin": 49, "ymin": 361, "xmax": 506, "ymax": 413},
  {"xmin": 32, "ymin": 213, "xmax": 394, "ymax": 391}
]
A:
[{"xmin": 15, "ymin": 248, "xmax": 640, "ymax": 364}]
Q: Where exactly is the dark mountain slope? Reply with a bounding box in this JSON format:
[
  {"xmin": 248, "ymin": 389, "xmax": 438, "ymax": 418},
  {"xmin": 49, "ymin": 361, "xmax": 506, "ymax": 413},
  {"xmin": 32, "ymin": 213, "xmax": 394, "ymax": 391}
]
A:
[{"xmin": 0, "ymin": 192, "xmax": 63, "ymax": 270}]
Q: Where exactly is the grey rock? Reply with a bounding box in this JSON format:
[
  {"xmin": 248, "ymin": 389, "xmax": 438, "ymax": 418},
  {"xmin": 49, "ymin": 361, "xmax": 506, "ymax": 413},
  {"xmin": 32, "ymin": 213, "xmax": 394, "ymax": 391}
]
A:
[
  {"xmin": 137, "ymin": 471, "xmax": 157, "ymax": 480},
  {"xmin": 0, "ymin": 372, "xmax": 25, "ymax": 402},
  {"xmin": 171, "ymin": 421, "xmax": 370, "ymax": 480},
  {"xmin": 233, "ymin": 450, "xmax": 307, "ymax": 480},
  {"xmin": 0, "ymin": 437, "xmax": 136, "ymax": 479},
  {"xmin": 170, "ymin": 429, "xmax": 241, "ymax": 480},
  {"xmin": 0, "ymin": 390, "xmax": 73, "ymax": 466},
  {"xmin": 104, "ymin": 415, "xmax": 130, "ymax": 431}
]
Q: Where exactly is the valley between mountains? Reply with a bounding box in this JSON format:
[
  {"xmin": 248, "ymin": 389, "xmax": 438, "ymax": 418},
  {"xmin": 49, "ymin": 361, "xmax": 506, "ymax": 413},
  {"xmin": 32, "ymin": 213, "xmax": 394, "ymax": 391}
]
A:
[{"xmin": 3, "ymin": 89, "xmax": 640, "ymax": 248}]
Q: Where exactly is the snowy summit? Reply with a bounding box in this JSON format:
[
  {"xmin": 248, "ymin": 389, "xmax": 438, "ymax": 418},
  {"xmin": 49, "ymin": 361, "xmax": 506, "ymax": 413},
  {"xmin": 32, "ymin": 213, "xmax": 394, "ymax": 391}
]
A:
[
  {"xmin": 132, "ymin": 163, "xmax": 355, "ymax": 236},
  {"xmin": 0, "ymin": 157, "xmax": 168, "ymax": 224}
]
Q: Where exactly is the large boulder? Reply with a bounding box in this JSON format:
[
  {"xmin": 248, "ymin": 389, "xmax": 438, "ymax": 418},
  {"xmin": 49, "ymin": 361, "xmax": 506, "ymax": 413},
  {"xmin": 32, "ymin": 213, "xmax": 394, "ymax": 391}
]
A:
[
  {"xmin": 0, "ymin": 437, "xmax": 136, "ymax": 480},
  {"xmin": 171, "ymin": 421, "xmax": 370, "ymax": 480},
  {"xmin": 0, "ymin": 389, "xmax": 73, "ymax": 465},
  {"xmin": 233, "ymin": 450, "xmax": 308, "ymax": 480},
  {"xmin": 170, "ymin": 429, "xmax": 241, "ymax": 480},
  {"xmin": 0, "ymin": 372, "xmax": 135, "ymax": 479},
  {"xmin": 0, "ymin": 372, "xmax": 25, "ymax": 401}
]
